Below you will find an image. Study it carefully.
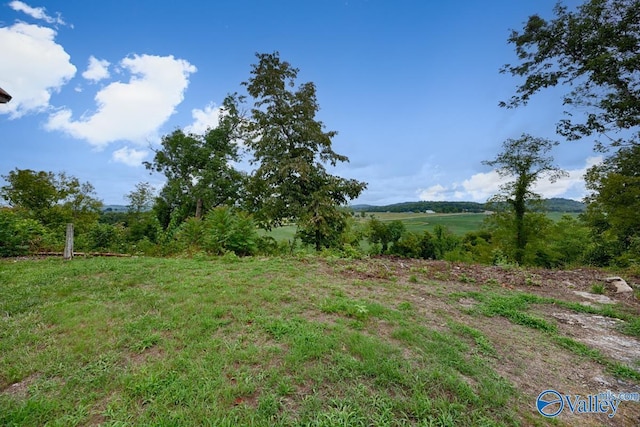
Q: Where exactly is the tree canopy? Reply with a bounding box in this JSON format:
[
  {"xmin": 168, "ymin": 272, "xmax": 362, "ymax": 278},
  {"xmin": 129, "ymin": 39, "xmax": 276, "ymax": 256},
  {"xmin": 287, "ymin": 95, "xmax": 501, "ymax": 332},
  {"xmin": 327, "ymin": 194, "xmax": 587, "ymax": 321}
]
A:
[
  {"xmin": 584, "ymin": 143, "xmax": 640, "ymax": 262},
  {"xmin": 0, "ymin": 168, "xmax": 102, "ymax": 230},
  {"xmin": 501, "ymin": 0, "xmax": 640, "ymax": 150},
  {"xmin": 144, "ymin": 100, "xmax": 245, "ymax": 224}
]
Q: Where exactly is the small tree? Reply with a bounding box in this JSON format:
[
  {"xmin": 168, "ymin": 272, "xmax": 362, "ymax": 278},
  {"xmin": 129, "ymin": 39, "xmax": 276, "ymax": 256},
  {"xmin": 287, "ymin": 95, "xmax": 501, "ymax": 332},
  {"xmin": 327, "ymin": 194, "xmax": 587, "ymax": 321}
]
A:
[
  {"xmin": 125, "ymin": 182, "xmax": 160, "ymax": 244},
  {"xmin": 483, "ymin": 134, "xmax": 566, "ymax": 264},
  {"xmin": 367, "ymin": 218, "xmax": 405, "ymax": 253}
]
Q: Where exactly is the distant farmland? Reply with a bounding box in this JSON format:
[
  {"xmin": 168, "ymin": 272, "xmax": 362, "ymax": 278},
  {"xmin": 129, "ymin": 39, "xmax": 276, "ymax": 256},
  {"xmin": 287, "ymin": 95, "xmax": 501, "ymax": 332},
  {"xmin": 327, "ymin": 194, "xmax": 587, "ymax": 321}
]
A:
[{"xmin": 265, "ymin": 212, "xmax": 580, "ymax": 241}]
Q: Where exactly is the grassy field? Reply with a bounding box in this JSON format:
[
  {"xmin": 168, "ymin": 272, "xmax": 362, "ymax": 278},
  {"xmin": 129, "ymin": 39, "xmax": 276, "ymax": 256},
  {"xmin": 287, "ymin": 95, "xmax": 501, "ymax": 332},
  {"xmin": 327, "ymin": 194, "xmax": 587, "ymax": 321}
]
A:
[
  {"xmin": 265, "ymin": 212, "xmax": 580, "ymax": 241},
  {"xmin": 1, "ymin": 255, "xmax": 638, "ymax": 426}
]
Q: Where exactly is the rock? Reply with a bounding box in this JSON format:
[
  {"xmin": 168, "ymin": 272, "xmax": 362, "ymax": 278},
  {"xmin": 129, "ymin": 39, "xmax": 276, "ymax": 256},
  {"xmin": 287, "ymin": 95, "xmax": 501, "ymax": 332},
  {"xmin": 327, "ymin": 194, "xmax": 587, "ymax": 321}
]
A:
[
  {"xmin": 573, "ymin": 291, "xmax": 614, "ymax": 304},
  {"xmin": 604, "ymin": 277, "xmax": 634, "ymax": 293}
]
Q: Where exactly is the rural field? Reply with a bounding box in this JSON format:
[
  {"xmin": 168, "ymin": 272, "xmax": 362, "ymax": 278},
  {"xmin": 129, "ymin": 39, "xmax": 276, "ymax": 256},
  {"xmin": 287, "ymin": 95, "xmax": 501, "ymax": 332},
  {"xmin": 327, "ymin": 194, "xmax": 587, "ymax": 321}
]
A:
[
  {"xmin": 1, "ymin": 255, "xmax": 639, "ymax": 426},
  {"xmin": 265, "ymin": 212, "xmax": 579, "ymax": 241}
]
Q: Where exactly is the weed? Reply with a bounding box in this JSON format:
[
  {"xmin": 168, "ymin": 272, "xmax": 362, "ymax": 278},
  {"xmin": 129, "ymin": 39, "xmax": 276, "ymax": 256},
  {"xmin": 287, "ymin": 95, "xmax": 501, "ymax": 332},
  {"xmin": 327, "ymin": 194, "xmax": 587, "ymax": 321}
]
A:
[
  {"xmin": 524, "ymin": 274, "xmax": 541, "ymax": 287},
  {"xmin": 458, "ymin": 273, "xmax": 476, "ymax": 284},
  {"xmin": 590, "ymin": 283, "xmax": 606, "ymax": 294},
  {"xmin": 398, "ymin": 301, "xmax": 413, "ymax": 311}
]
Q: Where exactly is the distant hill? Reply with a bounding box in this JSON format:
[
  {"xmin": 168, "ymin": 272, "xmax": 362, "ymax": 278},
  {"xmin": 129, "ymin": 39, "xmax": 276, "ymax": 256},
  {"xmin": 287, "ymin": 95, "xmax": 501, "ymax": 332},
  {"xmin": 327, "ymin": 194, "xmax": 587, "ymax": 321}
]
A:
[
  {"xmin": 102, "ymin": 205, "xmax": 128, "ymax": 212},
  {"xmin": 351, "ymin": 198, "xmax": 585, "ymax": 213},
  {"xmin": 543, "ymin": 198, "xmax": 586, "ymax": 212}
]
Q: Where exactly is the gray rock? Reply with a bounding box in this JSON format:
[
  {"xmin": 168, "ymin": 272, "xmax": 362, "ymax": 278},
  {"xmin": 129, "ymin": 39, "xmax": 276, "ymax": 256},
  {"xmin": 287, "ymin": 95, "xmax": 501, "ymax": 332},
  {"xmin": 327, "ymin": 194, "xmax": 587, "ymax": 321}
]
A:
[{"xmin": 604, "ymin": 277, "xmax": 634, "ymax": 293}]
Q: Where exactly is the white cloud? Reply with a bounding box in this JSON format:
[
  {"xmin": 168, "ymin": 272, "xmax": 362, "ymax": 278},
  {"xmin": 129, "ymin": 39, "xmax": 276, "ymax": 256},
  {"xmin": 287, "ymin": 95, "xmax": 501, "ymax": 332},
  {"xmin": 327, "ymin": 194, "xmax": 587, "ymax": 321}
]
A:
[
  {"xmin": 417, "ymin": 184, "xmax": 448, "ymax": 201},
  {"xmin": 112, "ymin": 146, "xmax": 148, "ymax": 166},
  {"xmin": 46, "ymin": 54, "xmax": 197, "ymax": 147},
  {"xmin": 415, "ymin": 156, "xmax": 603, "ymax": 203},
  {"xmin": 531, "ymin": 156, "xmax": 602, "ymax": 199},
  {"xmin": 0, "ymin": 22, "xmax": 76, "ymax": 118},
  {"xmin": 184, "ymin": 103, "xmax": 222, "ymax": 134},
  {"xmin": 9, "ymin": 1, "xmax": 66, "ymax": 25},
  {"xmin": 460, "ymin": 170, "xmax": 509, "ymax": 201},
  {"xmin": 82, "ymin": 56, "xmax": 110, "ymax": 82}
]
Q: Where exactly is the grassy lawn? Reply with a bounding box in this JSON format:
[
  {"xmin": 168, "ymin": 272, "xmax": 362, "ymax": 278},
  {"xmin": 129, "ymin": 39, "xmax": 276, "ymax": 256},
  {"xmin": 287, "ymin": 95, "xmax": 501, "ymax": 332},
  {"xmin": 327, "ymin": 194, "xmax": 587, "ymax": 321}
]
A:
[
  {"xmin": 3, "ymin": 255, "xmax": 637, "ymax": 426},
  {"xmin": 0, "ymin": 256, "xmax": 521, "ymax": 426}
]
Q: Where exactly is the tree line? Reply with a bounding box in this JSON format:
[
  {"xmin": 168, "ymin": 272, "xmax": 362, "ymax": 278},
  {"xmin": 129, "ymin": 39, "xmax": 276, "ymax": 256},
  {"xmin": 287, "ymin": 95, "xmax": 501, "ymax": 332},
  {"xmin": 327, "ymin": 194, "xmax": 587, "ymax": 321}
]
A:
[
  {"xmin": 1, "ymin": 0, "xmax": 638, "ymax": 268},
  {"xmin": 352, "ymin": 198, "xmax": 585, "ymax": 214}
]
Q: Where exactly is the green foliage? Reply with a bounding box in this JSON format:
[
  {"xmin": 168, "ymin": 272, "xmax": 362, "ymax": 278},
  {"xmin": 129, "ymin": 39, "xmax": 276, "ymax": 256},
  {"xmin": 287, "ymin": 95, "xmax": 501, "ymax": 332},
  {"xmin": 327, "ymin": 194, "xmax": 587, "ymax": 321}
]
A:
[
  {"xmin": 85, "ymin": 223, "xmax": 125, "ymax": 252},
  {"xmin": 0, "ymin": 168, "xmax": 102, "ymax": 232},
  {"xmin": 483, "ymin": 134, "xmax": 566, "ymax": 265},
  {"xmin": 543, "ymin": 215, "xmax": 592, "ymax": 267},
  {"xmin": 584, "ymin": 144, "xmax": 640, "ymax": 266},
  {"xmin": 501, "ymin": 0, "xmax": 640, "ymax": 149},
  {"xmin": 366, "ymin": 217, "xmax": 405, "ymax": 253},
  {"xmin": 174, "ymin": 217, "xmax": 206, "ymax": 251},
  {"xmin": 145, "ymin": 101, "xmax": 245, "ymax": 223},
  {"xmin": 0, "ymin": 209, "xmax": 47, "ymax": 256},
  {"xmin": 240, "ymin": 52, "xmax": 366, "ymax": 250},
  {"xmin": 459, "ymin": 231, "xmax": 494, "ymax": 264},
  {"xmin": 202, "ymin": 207, "xmax": 258, "ymax": 256},
  {"xmin": 391, "ymin": 230, "xmax": 437, "ymax": 259}
]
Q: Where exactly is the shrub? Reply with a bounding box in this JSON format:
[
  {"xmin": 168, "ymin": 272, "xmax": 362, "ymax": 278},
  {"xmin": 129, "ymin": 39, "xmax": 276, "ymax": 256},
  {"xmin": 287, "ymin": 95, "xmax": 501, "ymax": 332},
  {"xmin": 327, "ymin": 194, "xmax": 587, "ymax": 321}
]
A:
[
  {"xmin": 0, "ymin": 210, "xmax": 47, "ymax": 256},
  {"xmin": 202, "ymin": 207, "xmax": 258, "ymax": 256},
  {"xmin": 85, "ymin": 222, "xmax": 125, "ymax": 252}
]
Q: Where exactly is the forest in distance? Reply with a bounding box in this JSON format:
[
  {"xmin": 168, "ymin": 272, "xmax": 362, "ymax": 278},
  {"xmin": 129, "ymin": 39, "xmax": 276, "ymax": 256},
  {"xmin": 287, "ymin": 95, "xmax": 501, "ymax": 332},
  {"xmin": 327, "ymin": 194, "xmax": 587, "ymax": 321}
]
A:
[{"xmin": 350, "ymin": 198, "xmax": 586, "ymax": 214}]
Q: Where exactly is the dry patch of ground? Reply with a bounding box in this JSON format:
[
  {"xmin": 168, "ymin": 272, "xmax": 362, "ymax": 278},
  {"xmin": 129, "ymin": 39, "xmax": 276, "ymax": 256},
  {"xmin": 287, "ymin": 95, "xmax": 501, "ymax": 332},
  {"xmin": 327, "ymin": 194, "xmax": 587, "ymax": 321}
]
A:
[{"xmin": 328, "ymin": 256, "xmax": 640, "ymax": 426}]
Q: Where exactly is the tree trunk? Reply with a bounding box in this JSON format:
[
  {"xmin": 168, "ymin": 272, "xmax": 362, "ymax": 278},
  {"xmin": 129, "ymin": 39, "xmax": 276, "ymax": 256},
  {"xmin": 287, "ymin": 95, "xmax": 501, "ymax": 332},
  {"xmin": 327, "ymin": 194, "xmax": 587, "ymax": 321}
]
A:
[
  {"xmin": 315, "ymin": 226, "xmax": 321, "ymax": 252},
  {"xmin": 195, "ymin": 198, "xmax": 203, "ymax": 219},
  {"xmin": 513, "ymin": 180, "xmax": 528, "ymax": 265}
]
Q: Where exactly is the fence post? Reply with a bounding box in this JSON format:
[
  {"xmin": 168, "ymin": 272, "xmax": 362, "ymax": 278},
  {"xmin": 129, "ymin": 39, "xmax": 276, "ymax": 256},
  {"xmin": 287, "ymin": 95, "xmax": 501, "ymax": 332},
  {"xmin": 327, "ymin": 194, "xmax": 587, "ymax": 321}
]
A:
[{"xmin": 64, "ymin": 223, "xmax": 74, "ymax": 260}]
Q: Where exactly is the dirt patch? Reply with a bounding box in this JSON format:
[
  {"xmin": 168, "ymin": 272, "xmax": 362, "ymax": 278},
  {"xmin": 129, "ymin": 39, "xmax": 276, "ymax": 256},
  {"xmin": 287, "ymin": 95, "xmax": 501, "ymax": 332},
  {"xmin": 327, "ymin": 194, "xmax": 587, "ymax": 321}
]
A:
[
  {"xmin": 324, "ymin": 257, "xmax": 640, "ymax": 425},
  {"xmin": 1, "ymin": 373, "xmax": 40, "ymax": 398}
]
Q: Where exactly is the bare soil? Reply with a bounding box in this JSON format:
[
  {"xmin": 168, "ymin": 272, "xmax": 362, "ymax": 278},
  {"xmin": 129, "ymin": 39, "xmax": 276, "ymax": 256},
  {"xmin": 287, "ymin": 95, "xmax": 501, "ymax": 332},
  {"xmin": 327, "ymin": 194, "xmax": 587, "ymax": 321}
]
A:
[{"xmin": 328, "ymin": 256, "xmax": 640, "ymax": 426}]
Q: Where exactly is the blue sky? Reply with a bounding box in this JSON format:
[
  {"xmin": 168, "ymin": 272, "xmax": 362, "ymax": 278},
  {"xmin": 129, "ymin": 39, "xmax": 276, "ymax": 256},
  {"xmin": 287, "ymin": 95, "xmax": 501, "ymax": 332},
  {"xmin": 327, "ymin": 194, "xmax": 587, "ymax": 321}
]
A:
[{"xmin": 1, "ymin": 0, "xmax": 597, "ymax": 206}]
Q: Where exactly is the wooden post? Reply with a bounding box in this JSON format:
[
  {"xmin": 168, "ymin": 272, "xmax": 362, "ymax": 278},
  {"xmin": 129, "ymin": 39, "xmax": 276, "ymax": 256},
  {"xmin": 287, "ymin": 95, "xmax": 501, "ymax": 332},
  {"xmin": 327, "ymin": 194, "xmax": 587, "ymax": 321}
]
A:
[{"xmin": 63, "ymin": 223, "xmax": 74, "ymax": 260}]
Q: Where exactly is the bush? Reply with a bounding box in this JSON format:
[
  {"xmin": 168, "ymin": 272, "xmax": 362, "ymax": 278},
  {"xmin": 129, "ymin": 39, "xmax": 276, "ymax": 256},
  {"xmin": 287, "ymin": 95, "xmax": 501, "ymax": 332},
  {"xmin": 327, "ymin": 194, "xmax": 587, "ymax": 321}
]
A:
[
  {"xmin": 85, "ymin": 222, "xmax": 125, "ymax": 252},
  {"xmin": 0, "ymin": 210, "xmax": 47, "ymax": 256},
  {"xmin": 391, "ymin": 231, "xmax": 437, "ymax": 259},
  {"xmin": 202, "ymin": 207, "xmax": 258, "ymax": 256},
  {"xmin": 174, "ymin": 217, "xmax": 206, "ymax": 251}
]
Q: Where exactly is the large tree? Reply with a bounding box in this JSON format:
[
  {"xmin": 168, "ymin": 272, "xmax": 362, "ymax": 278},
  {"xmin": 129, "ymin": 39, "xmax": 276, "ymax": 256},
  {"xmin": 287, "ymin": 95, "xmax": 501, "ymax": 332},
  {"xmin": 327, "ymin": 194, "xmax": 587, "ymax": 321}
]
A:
[
  {"xmin": 483, "ymin": 134, "xmax": 566, "ymax": 264},
  {"xmin": 501, "ymin": 0, "xmax": 640, "ymax": 150},
  {"xmin": 583, "ymin": 143, "xmax": 640, "ymax": 263},
  {"xmin": 240, "ymin": 52, "xmax": 366, "ymax": 250},
  {"xmin": 145, "ymin": 97, "xmax": 245, "ymax": 226}
]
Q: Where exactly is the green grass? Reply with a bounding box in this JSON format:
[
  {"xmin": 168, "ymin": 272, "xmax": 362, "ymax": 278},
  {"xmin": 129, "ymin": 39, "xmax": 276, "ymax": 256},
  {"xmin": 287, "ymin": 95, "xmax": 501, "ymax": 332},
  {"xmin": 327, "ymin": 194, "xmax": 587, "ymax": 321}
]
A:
[
  {"xmin": 0, "ymin": 256, "xmax": 520, "ymax": 426},
  {"xmin": 372, "ymin": 212, "xmax": 489, "ymax": 236},
  {"xmin": 265, "ymin": 212, "xmax": 581, "ymax": 242}
]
